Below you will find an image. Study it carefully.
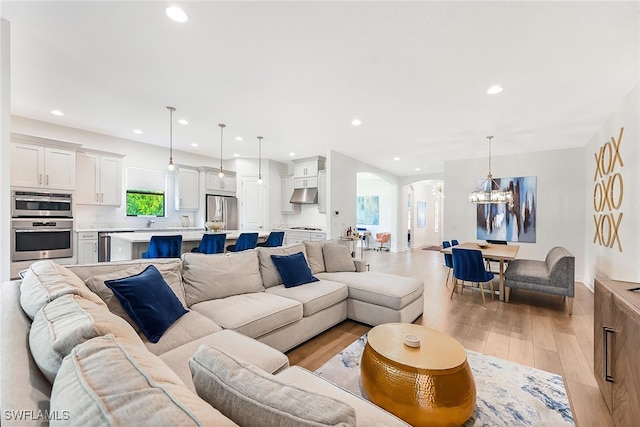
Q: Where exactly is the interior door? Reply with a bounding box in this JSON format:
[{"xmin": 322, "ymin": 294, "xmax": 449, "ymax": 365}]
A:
[{"xmin": 241, "ymin": 176, "xmax": 265, "ymax": 230}]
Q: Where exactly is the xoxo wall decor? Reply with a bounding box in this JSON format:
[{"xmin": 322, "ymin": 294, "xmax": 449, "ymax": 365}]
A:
[{"xmin": 593, "ymin": 127, "xmax": 624, "ymax": 252}]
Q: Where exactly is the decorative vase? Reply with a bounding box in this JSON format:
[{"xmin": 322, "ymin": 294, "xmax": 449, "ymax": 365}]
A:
[{"xmin": 181, "ymin": 215, "xmax": 190, "ymax": 227}]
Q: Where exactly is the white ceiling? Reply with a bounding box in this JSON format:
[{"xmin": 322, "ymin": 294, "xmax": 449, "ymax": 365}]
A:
[{"xmin": 2, "ymin": 1, "xmax": 639, "ymax": 176}]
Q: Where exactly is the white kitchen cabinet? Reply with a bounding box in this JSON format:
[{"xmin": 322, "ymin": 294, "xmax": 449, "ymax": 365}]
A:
[
  {"xmin": 11, "ymin": 142, "xmax": 76, "ymax": 190},
  {"xmin": 77, "ymin": 231, "xmax": 98, "ymax": 264},
  {"xmin": 293, "ymin": 160, "xmax": 318, "ymax": 178},
  {"xmin": 76, "ymin": 152, "xmax": 122, "ymax": 206},
  {"xmin": 281, "ymin": 174, "xmax": 301, "ymax": 214},
  {"xmin": 175, "ymin": 167, "xmax": 199, "ymax": 210},
  {"xmin": 283, "ymin": 230, "xmax": 327, "ymax": 245},
  {"xmin": 293, "ymin": 176, "xmax": 318, "ymax": 189},
  {"xmin": 204, "ymin": 170, "xmax": 237, "ymax": 195},
  {"xmin": 317, "ymin": 170, "xmax": 327, "ymax": 213}
]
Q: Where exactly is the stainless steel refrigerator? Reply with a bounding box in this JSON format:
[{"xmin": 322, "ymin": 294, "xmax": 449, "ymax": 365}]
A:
[{"xmin": 206, "ymin": 195, "xmax": 239, "ymax": 230}]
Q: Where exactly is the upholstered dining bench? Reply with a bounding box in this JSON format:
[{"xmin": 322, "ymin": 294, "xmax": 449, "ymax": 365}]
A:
[{"xmin": 504, "ymin": 246, "xmax": 575, "ymax": 314}]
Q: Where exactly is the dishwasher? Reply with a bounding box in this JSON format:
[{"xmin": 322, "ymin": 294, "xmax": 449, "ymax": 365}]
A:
[{"xmin": 98, "ymin": 230, "xmax": 134, "ymax": 262}]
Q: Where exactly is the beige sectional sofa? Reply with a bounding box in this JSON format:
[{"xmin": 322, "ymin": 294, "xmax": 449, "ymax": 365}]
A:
[{"xmin": 0, "ymin": 241, "xmax": 423, "ymax": 426}]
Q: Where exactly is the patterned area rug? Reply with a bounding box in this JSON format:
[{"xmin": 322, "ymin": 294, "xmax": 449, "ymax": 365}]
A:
[
  {"xmin": 314, "ymin": 335, "xmax": 574, "ymax": 426},
  {"xmin": 422, "ymin": 245, "xmax": 443, "ymax": 251}
]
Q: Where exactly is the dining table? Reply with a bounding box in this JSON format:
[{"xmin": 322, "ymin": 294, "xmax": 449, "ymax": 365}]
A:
[{"xmin": 441, "ymin": 242, "xmax": 520, "ymax": 301}]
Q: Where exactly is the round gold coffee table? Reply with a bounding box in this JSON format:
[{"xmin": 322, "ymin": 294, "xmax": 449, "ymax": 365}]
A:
[{"xmin": 360, "ymin": 323, "xmax": 476, "ymax": 427}]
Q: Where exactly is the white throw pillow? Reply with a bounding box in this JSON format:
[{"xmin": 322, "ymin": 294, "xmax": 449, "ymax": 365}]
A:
[{"xmin": 323, "ymin": 245, "xmax": 357, "ymax": 273}]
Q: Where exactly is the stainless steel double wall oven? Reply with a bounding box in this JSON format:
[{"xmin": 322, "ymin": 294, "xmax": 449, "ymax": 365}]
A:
[{"xmin": 11, "ymin": 190, "xmax": 74, "ymax": 262}]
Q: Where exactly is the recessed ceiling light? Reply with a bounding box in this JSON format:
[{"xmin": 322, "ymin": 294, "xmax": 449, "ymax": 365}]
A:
[
  {"xmin": 133, "ymin": 129, "xmax": 143, "ymax": 134},
  {"xmin": 486, "ymin": 85, "xmax": 503, "ymax": 95},
  {"xmin": 178, "ymin": 119, "xmax": 188, "ymax": 125},
  {"xmin": 166, "ymin": 6, "xmax": 188, "ymax": 23},
  {"xmin": 289, "ymin": 152, "xmax": 296, "ymax": 157},
  {"xmin": 415, "ymin": 167, "xmax": 421, "ymax": 171},
  {"xmin": 233, "ymin": 153, "xmax": 240, "ymax": 157},
  {"xmin": 190, "ymin": 143, "xmax": 198, "ymax": 147},
  {"xmin": 50, "ymin": 110, "xmax": 64, "ymax": 116},
  {"xmin": 351, "ymin": 119, "xmax": 361, "ymax": 126},
  {"xmin": 235, "ymin": 136, "xmax": 243, "ymax": 141},
  {"xmin": 393, "ymin": 156, "xmax": 400, "ymax": 161}
]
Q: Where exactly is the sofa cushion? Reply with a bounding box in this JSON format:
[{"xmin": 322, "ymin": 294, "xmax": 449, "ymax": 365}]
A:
[
  {"xmin": 257, "ymin": 243, "xmax": 308, "ymax": 288},
  {"xmin": 323, "ymin": 245, "xmax": 357, "ymax": 273},
  {"xmin": 190, "ymin": 345, "xmax": 356, "ymax": 427},
  {"xmin": 504, "ymin": 259, "xmax": 550, "ymax": 285},
  {"xmin": 266, "ymin": 279, "xmax": 348, "ymax": 316},
  {"xmin": 271, "ymin": 252, "xmax": 319, "ymax": 288},
  {"xmin": 160, "ymin": 330, "xmax": 289, "ymax": 392},
  {"xmin": 20, "ymin": 260, "xmax": 106, "ymax": 319},
  {"xmin": 277, "ymin": 366, "xmax": 409, "ymax": 426},
  {"xmin": 182, "ymin": 250, "xmax": 264, "ymax": 306},
  {"xmin": 104, "ymin": 265, "xmax": 188, "ymax": 343},
  {"xmin": 316, "ymin": 271, "xmax": 424, "ymax": 310},
  {"xmin": 50, "ymin": 334, "xmax": 235, "ymax": 426},
  {"xmin": 29, "ymin": 294, "xmax": 141, "ymax": 383},
  {"xmin": 303, "ymin": 241, "xmax": 326, "ymax": 274},
  {"xmin": 192, "ymin": 293, "xmax": 302, "ymax": 338},
  {"xmin": 143, "ymin": 310, "xmax": 222, "ymax": 356},
  {"xmin": 84, "ymin": 260, "xmax": 186, "ymax": 332}
]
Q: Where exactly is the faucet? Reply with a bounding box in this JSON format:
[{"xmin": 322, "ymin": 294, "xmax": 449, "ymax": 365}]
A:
[{"xmin": 146, "ymin": 219, "xmax": 155, "ymax": 228}]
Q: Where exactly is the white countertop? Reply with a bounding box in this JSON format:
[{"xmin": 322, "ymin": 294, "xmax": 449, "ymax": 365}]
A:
[
  {"xmin": 108, "ymin": 230, "xmax": 269, "ymax": 243},
  {"xmin": 76, "ymin": 226, "xmax": 205, "ymax": 233}
]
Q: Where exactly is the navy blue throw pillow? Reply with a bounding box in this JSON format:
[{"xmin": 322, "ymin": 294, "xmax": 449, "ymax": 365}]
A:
[
  {"xmin": 104, "ymin": 265, "xmax": 188, "ymax": 343},
  {"xmin": 271, "ymin": 252, "xmax": 319, "ymax": 288}
]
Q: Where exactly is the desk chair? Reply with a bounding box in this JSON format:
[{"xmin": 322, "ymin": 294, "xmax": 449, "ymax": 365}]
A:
[
  {"xmin": 451, "ymin": 239, "xmax": 459, "ymax": 246},
  {"xmin": 450, "ymin": 248, "xmax": 495, "ymax": 307},
  {"xmin": 442, "ymin": 241, "xmax": 453, "ymax": 287},
  {"xmin": 226, "ymin": 233, "xmax": 259, "ymax": 252},
  {"xmin": 374, "ymin": 232, "xmax": 391, "ymax": 251},
  {"xmin": 256, "ymin": 231, "xmax": 285, "ymax": 248},
  {"xmin": 141, "ymin": 235, "xmax": 182, "ymax": 258},
  {"xmin": 191, "ymin": 233, "xmax": 226, "ymax": 254}
]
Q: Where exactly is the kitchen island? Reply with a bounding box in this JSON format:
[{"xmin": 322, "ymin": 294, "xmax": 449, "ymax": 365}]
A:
[{"xmin": 109, "ymin": 230, "xmax": 269, "ymax": 261}]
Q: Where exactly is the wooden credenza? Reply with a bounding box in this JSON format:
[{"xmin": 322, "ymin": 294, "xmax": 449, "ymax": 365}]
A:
[{"xmin": 594, "ymin": 278, "xmax": 640, "ymax": 426}]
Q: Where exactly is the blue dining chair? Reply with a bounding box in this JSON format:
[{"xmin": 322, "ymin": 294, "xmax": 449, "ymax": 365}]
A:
[
  {"xmin": 257, "ymin": 231, "xmax": 285, "ymax": 248},
  {"xmin": 450, "ymin": 247, "xmax": 495, "ymax": 306},
  {"xmin": 191, "ymin": 233, "xmax": 226, "ymax": 254},
  {"xmin": 442, "ymin": 241, "xmax": 453, "ymax": 287},
  {"xmin": 226, "ymin": 232, "xmax": 259, "ymax": 252},
  {"xmin": 141, "ymin": 235, "xmax": 182, "ymax": 258},
  {"xmin": 451, "ymin": 239, "xmax": 459, "ymax": 246}
]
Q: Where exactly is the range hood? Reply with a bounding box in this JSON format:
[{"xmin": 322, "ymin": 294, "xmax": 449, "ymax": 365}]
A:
[{"xmin": 290, "ymin": 187, "xmax": 318, "ymax": 204}]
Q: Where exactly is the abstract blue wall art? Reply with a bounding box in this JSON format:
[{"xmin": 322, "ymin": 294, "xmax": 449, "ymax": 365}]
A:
[
  {"xmin": 356, "ymin": 196, "xmax": 379, "ymax": 225},
  {"xmin": 476, "ymin": 176, "xmax": 537, "ymax": 243}
]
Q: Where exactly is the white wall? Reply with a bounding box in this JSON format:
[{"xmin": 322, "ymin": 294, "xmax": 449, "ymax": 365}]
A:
[
  {"xmin": 1, "ymin": 18, "xmax": 10, "ymax": 281},
  {"xmin": 583, "ymin": 84, "xmax": 639, "ymax": 287},
  {"xmin": 444, "ymin": 147, "xmax": 586, "ymax": 282},
  {"xmin": 357, "ymin": 173, "xmax": 393, "ymax": 238}
]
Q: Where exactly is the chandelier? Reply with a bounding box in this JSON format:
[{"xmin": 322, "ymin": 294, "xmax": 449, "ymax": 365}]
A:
[{"xmin": 469, "ymin": 136, "xmax": 513, "ymax": 207}]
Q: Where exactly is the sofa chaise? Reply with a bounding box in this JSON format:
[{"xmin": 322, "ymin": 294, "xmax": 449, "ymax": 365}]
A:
[{"xmin": 1, "ymin": 241, "xmax": 424, "ymax": 426}]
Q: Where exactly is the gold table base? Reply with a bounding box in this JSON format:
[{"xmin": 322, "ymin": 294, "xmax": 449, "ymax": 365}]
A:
[{"xmin": 360, "ymin": 324, "xmax": 476, "ymax": 427}]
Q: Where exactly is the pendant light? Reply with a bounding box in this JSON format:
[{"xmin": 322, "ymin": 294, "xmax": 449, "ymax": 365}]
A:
[
  {"xmin": 257, "ymin": 136, "xmax": 263, "ymax": 184},
  {"xmin": 218, "ymin": 123, "xmax": 226, "ymax": 178},
  {"xmin": 167, "ymin": 106, "xmax": 176, "ymax": 171},
  {"xmin": 469, "ymin": 136, "xmax": 513, "ymax": 207}
]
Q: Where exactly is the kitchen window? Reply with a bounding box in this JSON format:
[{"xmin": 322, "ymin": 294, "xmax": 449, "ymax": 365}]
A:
[{"xmin": 126, "ymin": 189, "xmax": 165, "ymax": 217}]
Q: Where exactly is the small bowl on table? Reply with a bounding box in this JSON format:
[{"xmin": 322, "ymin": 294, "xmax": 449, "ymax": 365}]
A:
[
  {"xmin": 477, "ymin": 242, "xmax": 489, "ymax": 248},
  {"xmin": 205, "ymin": 221, "xmax": 225, "ymax": 232}
]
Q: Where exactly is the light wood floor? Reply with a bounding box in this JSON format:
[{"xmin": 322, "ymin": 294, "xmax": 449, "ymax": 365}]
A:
[{"xmin": 287, "ymin": 248, "xmax": 613, "ymax": 427}]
